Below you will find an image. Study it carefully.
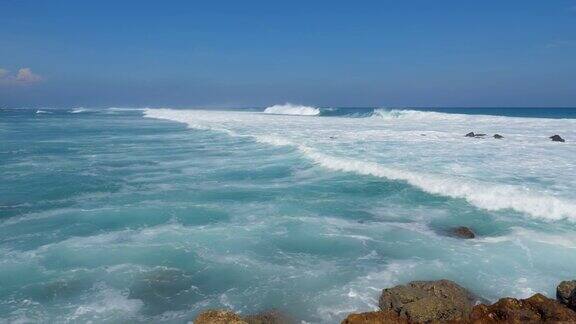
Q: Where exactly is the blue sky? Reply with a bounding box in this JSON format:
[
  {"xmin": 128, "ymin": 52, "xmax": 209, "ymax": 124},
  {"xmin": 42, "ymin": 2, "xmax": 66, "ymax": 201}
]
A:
[{"xmin": 1, "ymin": 0, "xmax": 575, "ymax": 107}]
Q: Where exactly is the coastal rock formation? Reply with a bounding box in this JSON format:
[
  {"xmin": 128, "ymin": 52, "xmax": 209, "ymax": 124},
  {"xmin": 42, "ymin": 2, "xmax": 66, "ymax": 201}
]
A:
[
  {"xmin": 493, "ymin": 134, "xmax": 504, "ymax": 139},
  {"xmin": 194, "ymin": 309, "xmax": 247, "ymax": 324},
  {"xmin": 450, "ymin": 226, "xmax": 475, "ymax": 239},
  {"xmin": 244, "ymin": 310, "xmax": 294, "ymax": 324},
  {"xmin": 378, "ymin": 280, "xmax": 476, "ymax": 322},
  {"xmin": 195, "ymin": 309, "xmax": 292, "ymax": 324},
  {"xmin": 342, "ymin": 310, "xmax": 408, "ymax": 324},
  {"xmin": 557, "ymin": 280, "xmax": 576, "ymax": 310},
  {"xmin": 470, "ymin": 293, "xmax": 576, "ymax": 323},
  {"xmin": 550, "ymin": 135, "xmax": 566, "ymax": 142}
]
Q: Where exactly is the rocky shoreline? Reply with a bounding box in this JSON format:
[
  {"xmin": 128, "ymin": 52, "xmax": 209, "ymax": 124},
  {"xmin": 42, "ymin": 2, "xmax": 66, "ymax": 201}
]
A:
[{"xmin": 195, "ymin": 279, "xmax": 576, "ymax": 323}]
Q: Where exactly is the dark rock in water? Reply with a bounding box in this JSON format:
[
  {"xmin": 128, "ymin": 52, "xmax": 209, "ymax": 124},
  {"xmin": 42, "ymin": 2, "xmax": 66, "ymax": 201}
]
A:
[
  {"xmin": 329, "ymin": 136, "xmax": 337, "ymax": 139},
  {"xmin": 450, "ymin": 226, "xmax": 476, "ymax": 239},
  {"xmin": 244, "ymin": 310, "xmax": 294, "ymax": 324},
  {"xmin": 341, "ymin": 310, "xmax": 408, "ymax": 324},
  {"xmin": 195, "ymin": 309, "xmax": 247, "ymax": 324},
  {"xmin": 550, "ymin": 134, "xmax": 566, "ymax": 142},
  {"xmin": 466, "ymin": 132, "xmax": 487, "ymax": 138},
  {"xmin": 557, "ymin": 280, "xmax": 576, "ymax": 311},
  {"xmin": 379, "ymin": 280, "xmax": 476, "ymax": 322},
  {"xmin": 493, "ymin": 134, "xmax": 504, "ymax": 139},
  {"xmin": 470, "ymin": 293, "xmax": 576, "ymax": 323}
]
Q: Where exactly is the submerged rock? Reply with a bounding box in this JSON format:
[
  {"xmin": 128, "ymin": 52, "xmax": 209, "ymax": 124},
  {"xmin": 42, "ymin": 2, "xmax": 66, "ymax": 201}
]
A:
[
  {"xmin": 474, "ymin": 133, "xmax": 487, "ymax": 137},
  {"xmin": 493, "ymin": 134, "xmax": 504, "ymax": 139},
  {"xmin": 341, "ymin": 310, "xmax": 408, "ymax": 324},
  {"xmin": 557, "ymin": 280, "xmax": 576, "ymax": 311},
  {"xmin": 550, "ymin": 135, "xmax": 566, "ymax": 142},
  {"xmin": 450, "ymin": 226, "xmax": 476, "ymax": 239},
  {"xmin": 470, "ymin": 293, "xmax": 576, "ymax": 323},
  {"xmin": 195, "ymin": 309, "xmax": 247, "ymax": 324},
  {"xmin": 379, "ymin": 280, "xmax": 476, "ymax": 322}
]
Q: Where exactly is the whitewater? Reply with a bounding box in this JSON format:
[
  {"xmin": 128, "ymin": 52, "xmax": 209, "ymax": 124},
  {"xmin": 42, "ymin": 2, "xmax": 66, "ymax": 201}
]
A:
[
  {"xmin": 145, "ymin": 106, "xmax": 576, "ymax": 221},
  {"xmin": 1, "ymin": 106, "xmax": 576, "ymax": 323}
]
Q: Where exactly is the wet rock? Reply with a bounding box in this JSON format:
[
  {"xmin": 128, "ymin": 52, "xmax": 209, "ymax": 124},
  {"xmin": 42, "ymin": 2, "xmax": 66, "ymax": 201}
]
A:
[
  {"xmin": 243, "ymin": 310, "xmax": 294, "ymax": 324},
  {"xmin": 379, "ymin": 280, "xmax": 476, "ymax": 322},
  {"xmin": 450, "ymin": 226, "xmax": 475, "ymax": 239},
  {"xmin": 341, "ymin": 310, "xmax": 408, "ymax": 324},
  {"xmin": 493, "ymin": 134, "xmax": 504, "ymax": 139},
  {"xmin": 465, "ymin": 132, "xmax": 475, "ymax": 137},
  {"xmin": 194, "ymin": 309, "xmax": 248, "ymax": 324},
  {"xmin": 557, "ymin": 280, "xmax": 576, "ymax": 310},
  {"xmin": 470, "ymin": 293, "xmax": 576, "ymax": 323},
  {"xmin": 550, "ymin": 135, "xmax": 565, "ymax": 142},
  {"xmin": 474, "ymin": 133, "xmax": 487, "ymax": 137}
]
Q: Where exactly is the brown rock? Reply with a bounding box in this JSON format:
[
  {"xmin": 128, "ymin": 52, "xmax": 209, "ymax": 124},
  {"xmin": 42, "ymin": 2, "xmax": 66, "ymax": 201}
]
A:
[
  {"xmin": 194, "ymin": 309, "xmax": 248, "ymax": 324},
  {"xmin": 243, "ymin": 310, "xmax": 293, "ymax": 324},
  {"xmin": 379, "ymin": 280, "xmax": 476, "ymax": 322},
  {"xmin": 557, "ymin": 280, "xmax": 576, "ymax": 311},
  {"xmin": 470, "ymin": 293, "xmax": 576, "ymax": 323},
  {"xmin": 450, "ymin": 227, "xmax": 475, "ymax": 239},
  {"xmin": 341, "ymin": 310, "xmax": 408, "ymax": 324}
]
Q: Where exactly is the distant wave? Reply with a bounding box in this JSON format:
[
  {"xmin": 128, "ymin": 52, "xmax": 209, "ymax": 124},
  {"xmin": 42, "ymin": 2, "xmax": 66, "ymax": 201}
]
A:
[
  {"xmin": 264, "ymin": 103, "xmax": 320, "ymax": 116},
  {"xmin": 71, "ymin": 107, "xmax": 87, "ymax": 113},
  {"xmin": 371, "ymin": 108, "xmax": 466, "ymax": 121},
  {"xmin": 36, "ymin": 110, "xmax": 51, "ymax": 114}
]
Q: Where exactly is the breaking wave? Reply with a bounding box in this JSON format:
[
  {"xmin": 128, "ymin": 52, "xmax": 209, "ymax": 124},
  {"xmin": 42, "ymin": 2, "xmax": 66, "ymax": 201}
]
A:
[
  {"xmin": 263, "ymin": 103, "xmax": 320, "ymax": 116},
  {"xmin": 143, "ymin": 108, "xmax": 576, "ymax": 222}
]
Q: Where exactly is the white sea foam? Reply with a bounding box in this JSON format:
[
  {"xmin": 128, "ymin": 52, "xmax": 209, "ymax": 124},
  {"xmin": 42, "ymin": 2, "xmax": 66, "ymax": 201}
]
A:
[
  {"xmin": 263, "ymin": 103, "xmax": 320, "ymax": 116},
  {"xmin": 35, "ymin": 110, "xmax": 51, "ymax": 114},
  {"xmin": 143, "ymin": 108, "xmax": 576, "ymax": 222},
  {"xmin": 69, "ymin": 284, "xmax": 143, "ymax": 321}
]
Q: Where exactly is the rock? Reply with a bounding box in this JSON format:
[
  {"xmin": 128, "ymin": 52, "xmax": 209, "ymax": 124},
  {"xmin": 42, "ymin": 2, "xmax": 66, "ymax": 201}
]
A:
[
  {"xmin": 557, "ymin": 280, "xmax": 576, "ymax": 310},
  {"xmin": 470, "ymin": 293, "xmax": 576, "ymax": 323},
  {"xmin": 450, "ymin": 226, "xmax": 475, "ymax": 239},
  {"xmin": 194, "ymin": 309, "xmax": 248, "ymax": 324},
  {"xmin": 550, "ymin": 135, "xmax": 565, "ymax": 142},
  {"xmin": 474, "ymin": 133, "xmax": 487, "ymax": 137},
  {"xmin": 243, "ymin": 310, "xmax": 293, "ymax": 324},
  {"xmin": 379, "ymin": 280, "xmax": 476, "ymax": 322},
  {"xmin": 341, "ymin": 310, "xmax": 408, "ymax": 324},
  {"xmin": 493, "ymin": 134, "xmax": 504, "ymax": 139},
  {"xmin": 465, "ymin": 132, "xmax": 475, "ymax": 137}
]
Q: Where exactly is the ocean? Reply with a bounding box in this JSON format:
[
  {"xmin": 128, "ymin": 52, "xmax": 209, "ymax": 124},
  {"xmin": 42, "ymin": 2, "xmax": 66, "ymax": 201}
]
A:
[{"xmin": 1, "ymin": 105, "xmax": 575, "ymax": 323}]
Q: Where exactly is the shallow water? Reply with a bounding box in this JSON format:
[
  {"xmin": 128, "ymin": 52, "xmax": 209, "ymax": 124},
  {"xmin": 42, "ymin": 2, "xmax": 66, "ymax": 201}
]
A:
[{"xmin": 1, "ymin": 106, "xmax": 575, "ymax": 323}]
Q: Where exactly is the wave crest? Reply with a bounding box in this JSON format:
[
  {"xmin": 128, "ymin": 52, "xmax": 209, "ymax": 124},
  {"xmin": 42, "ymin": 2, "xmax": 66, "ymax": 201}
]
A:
[
  {"xmin": 263, "ymin": 103, "xmax": 320, "ymax": 116},
  {"xmin": 371, "ymin": 109, "xmax": 465, "ymax": 121}
]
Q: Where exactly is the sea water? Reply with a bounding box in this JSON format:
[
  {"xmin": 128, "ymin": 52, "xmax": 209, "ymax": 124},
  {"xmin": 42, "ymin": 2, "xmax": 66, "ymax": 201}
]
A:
[{"xmin": 1, "ymin": 105, "xmax": 575, "ymax": 323}]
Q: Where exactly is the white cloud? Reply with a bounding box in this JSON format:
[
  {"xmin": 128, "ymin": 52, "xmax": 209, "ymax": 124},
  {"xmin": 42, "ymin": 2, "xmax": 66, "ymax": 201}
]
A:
[
  {"xmin": 15, "ymin": 68, "xmax": 42, "ymax": 83},
  {"xmin": 0, "ymin": 67, "xmax": 43, "ymax": 85},
  {"xmin": 545, "ymin": 40, "xmax": 572, "ymax": 48}
]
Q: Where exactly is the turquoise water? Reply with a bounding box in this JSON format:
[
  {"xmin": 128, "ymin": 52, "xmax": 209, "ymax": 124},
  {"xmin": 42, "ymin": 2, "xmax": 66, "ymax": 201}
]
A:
[{"xmin": 1, "ymin": 106, "xmax": 576, "ymax": 323}]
